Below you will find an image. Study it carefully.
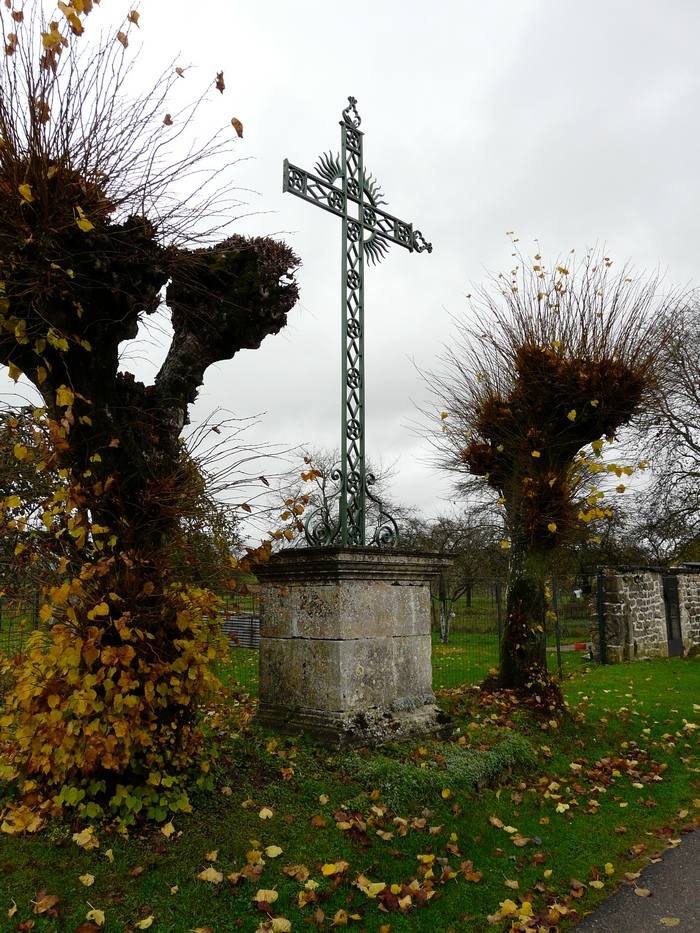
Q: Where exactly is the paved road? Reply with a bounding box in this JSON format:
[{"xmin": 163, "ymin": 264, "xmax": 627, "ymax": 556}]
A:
[{"xmin": 573, "ymin": 827, "xmax": 700, "ymax": 932}]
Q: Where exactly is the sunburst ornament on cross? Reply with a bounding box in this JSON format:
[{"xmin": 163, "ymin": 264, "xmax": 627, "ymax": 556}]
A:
[{"xmin": 283, "ymin": 96, "xmax": 432, "ymax": 547}]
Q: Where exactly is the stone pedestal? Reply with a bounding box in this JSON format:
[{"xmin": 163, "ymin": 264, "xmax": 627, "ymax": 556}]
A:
[{"xmin": 253, "ymin": 546, "xmax": 453, "ymax": 748}]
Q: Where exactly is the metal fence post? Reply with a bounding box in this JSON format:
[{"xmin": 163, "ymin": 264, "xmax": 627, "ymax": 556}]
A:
[
  {"xmin": 552, "ymin": 579, "xmax": 563, "ymax": 678},
  {"xmin": 496, "ymin": 578, "xmax": 503, "ymax": 642},
  {"xmin": 597, "ymin": 568, "xmax": 606, "ymax": 665}
]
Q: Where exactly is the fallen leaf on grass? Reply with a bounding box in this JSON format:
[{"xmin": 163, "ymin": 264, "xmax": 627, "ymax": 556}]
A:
[
  {"xmin": 322, "ymin": 860, "xmax": 349, "ymax": 876},
  {"xmin": 589, "ymin": 880, "xmax": 605, "ymax": 888},
  {"xmin": 460, "ymin": 860, "xmax": 483, "ymax": 882},
  {"xmin": 79, "ymin": 873, "xmax": 95, "ymax": 886},
  {"xmin": 254, "ymin": 889, "xmax": 279, "ymax": 904},
  {"xmin": 205, "ymin": 850, "xmax": 218, "ymax": 862},
  {"xmin": 134, "ymin": 917, "xmax": 154, "ymax": 929},
  {"xmin": 257, "ymin": 919, "xmax": 291, "ymax": 933},
  {"xmin": 73, "ymin": 827, "xmax": 99, "ymax": 850},
  {"xmin": 259, "ymin": 807, "xmax": 274, "ymax": 820},
  {"xmin": 8, "ymin": 901, "xmax": 17, "ymax": 918},
  {"xmin": 197, "ymin": 867, "xmax": 223, "ymax": 883},
  {"xmin": 283, "ymin": 864, "xmax": 309, "ymax": 882},
  {"xmin": 265, "ymin": 845, "xmax": 283, "ymax": 858},
  {"xmin": 86, "ymin": 905, "xmax": 105, "ymax": 926},
  {"xmin": 161, "ymin": 821, "xmax": 175, "ymax": 837},
  {"xmin": 32, "ymin": 891, "xmax": 60, "ymax": 914}
]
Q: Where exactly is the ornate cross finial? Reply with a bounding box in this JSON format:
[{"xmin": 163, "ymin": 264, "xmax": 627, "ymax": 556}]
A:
[{"xmin": 283, "ymin": 98, "xmax": 432, "ymax": 546}]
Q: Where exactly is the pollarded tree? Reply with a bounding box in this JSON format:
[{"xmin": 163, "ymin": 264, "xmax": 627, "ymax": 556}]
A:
[
  {"xmin": 431, "ymin": 247, "xmax": 680, "ymax": 698},
  {"xmin": 0, "ymin": 3, "xmax": 299, "ymax": 825}
]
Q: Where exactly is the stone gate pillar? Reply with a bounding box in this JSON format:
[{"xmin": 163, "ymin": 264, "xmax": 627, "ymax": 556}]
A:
[{"xmin": 253, "ymin": 546, "xmax": 453, "ymax": 748}]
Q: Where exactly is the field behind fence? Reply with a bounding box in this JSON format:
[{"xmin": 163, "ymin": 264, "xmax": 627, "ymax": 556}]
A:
[{"xmin": 1, "ymin": 577, "xmax": 594, "ymax": 698}]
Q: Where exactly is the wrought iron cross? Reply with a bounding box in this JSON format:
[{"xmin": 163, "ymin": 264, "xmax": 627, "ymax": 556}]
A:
[{"xmin": 283, "ymin": 96, "xmax": 432, "ymax": 546}]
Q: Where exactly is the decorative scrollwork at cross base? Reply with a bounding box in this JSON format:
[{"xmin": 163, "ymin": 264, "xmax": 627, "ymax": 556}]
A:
[{"xmin": 283, "ymin": 97, "xmax": 432, "ymax": 546}]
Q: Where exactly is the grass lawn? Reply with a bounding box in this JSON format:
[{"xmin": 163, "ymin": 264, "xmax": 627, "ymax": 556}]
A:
[{"xmin": 1, "ymin": 656, "xmax": 699, "ymax": 932}]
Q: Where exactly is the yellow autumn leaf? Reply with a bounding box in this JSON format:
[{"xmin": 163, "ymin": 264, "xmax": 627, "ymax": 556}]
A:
[
  {"xmin": 499, "ymin": 899, "xmax": 519, "ymax": 916},
  {"xmin": 605, "ymin": 862, "xmax": 615, "ymax": 874},
  {"xmin": 253, "ymin": 889, "xmax": 279, "ymax": 903},
  {"xmin": 7, "ymin": 360, "xmax": 21, "ymax": 382},
  {"xmin": 531, "ymin": 450, "xmax": 541, "ymax": 457},
  {"xmin": 56, "ymin": 385, "xmax": 75, "ymax": 407},
  {"xmin": 75, "ymin": 205, "xmax": 94, "ymax": 232},
  {"xmin": 270, "ymin": 919, "xmax": 291, "ymax": 933},
  {"xmin": 86, "ymin": 905, "xmax": 105, "ymax": 926},
  {"xmin": 73, "ymin": 827, "xmax": 99, "ymax": 850},
  {"xmin": 501, "ymin": 540, "xmax": 510, "ymax": 549},
  {"xmin": 259, "ymin": 807, "xmax": 274, "ymax": 819},
  {"xmin": 548, "ymin": 522, "xmax": 557, "ymax": 533},
  {"xmin": 18, "ymin": 183, "xmax": 34, "ymax": 202},
  {"xmin": 197, "ymin": 867, "xmax": 223, "ymax": 883},
  {"xmin": 79, "ymin": 873, "xmax": 95, "ymax": 886},
  {"xmin": 567, "ymin": 409, "xmax": 576, "ymax": 420},
  {"xmin": 161, "ymin": 821, "xmax": 175, "ymax": 837},
  {"xmin": 265, "ymin": 845, "xmax": 283, "ymax": 858},
  {"xmin": 37, "ymin": 366, "xmax": 47, "ymax": 384},
  {"xmin": 589, "ymin": 879, "xmax": 604, "ymax": 888},
  {"xmin": 134, "ymin": 917, "xmax": 154, "ymax": 930}
]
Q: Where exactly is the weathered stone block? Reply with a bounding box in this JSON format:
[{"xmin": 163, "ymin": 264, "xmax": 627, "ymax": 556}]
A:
[
  {"xmin": 252, "ymin": 546, "xmax": 452, "ymax": 747},
  {"xmin": 260, "ymin": 580, "xmax": 429, "ymax": 640}
]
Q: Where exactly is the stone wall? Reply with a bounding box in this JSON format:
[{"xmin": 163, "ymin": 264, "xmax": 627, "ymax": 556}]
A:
[
  {"xmin": 591, "ymin": 568, "xmax": 700, "ymax": 662},
  {"xmin": 677, "ymin": 574, "xmax": 700, "ymax": 648}
]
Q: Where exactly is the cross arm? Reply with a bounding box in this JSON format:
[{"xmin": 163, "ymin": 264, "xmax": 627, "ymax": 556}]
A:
[
  {"xmin": 283, "ymin": 159, "xmax": 432, "ymax": 254},
  {"xmin": 357, "ymin": 201, "xmax": 432, "ymax": 254},
  {"xmin": 283, "ymin": 159, "xmax": 345, "ymax": 219}
]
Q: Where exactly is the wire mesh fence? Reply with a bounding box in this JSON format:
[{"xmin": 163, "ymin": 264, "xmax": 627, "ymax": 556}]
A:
[
  {"xmin": 431, "ymin": 575, "xmax": 595, "ymax": 691},
  {"xmin": 1, "ymin": 576, "xmax": 596, "ymax": 700}
]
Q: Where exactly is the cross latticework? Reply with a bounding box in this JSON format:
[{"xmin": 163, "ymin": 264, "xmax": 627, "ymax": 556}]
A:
[{"xmin": 283, "ymin": 97, "xmax": 432, "ymax": 546}]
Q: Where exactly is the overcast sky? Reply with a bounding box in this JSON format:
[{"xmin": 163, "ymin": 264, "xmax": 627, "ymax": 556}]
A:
[{"xmin": 5, "ymin": 0, "xmax": 700, "ymax": 537}]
